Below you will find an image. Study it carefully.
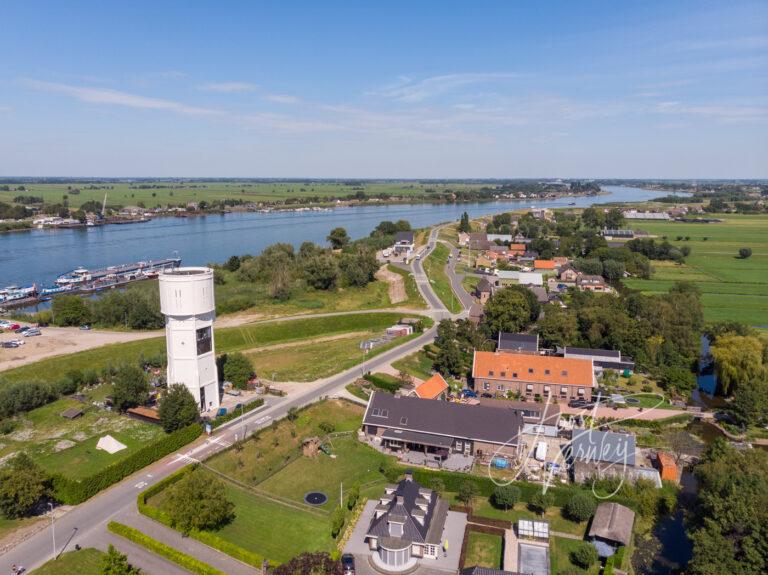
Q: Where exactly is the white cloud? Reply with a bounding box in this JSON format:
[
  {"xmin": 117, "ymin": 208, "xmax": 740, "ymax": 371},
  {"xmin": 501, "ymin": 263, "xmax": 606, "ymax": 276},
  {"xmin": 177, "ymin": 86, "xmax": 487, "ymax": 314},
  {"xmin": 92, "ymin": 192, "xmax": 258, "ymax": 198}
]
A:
[
  {"xmin": 369, "ymin": 73, "xmax": 521, "ymax": 102},
  {"xmin": 263, "ymin": 94, "xmax": 300, "ymax": 104},
  {"xmin": 196, "ymin": 82, "xmax": 258, "ymax": 93},
  {"xmin": 21, "ymin": 80, "xmax": 224, "ymax": 116}
]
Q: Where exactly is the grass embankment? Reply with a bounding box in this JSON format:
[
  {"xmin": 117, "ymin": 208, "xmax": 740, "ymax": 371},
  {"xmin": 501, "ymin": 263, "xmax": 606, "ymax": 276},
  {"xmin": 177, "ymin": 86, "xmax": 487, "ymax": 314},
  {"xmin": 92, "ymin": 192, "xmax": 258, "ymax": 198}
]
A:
[
  {"xmin": 31, "ymin": 548, "xmax": 105, "ymax": 575},
  {"xmin": 422, "ymin": 242, "xmax": 462, "ymax": 313},
  {"xmin": 1, "ymin": 312, "xmax": 428, "ymax": 384},
  {"xmin": 2, "ymin": 181, "xmax": 490, "ymax": 209},
  {"xmin": 464, "ymin": 531, "xmax": 504, "ymax": 570},
  {"xmin": 386, "ymin": 264, "xmax": 428, "ymax": 308},
  {"xmin": 622, "ymin": 214, "xmax": 768, "ymax": 325},
  {"xmin": 147, "ymin": 400, "xmax": 394, "ymax": 564}
]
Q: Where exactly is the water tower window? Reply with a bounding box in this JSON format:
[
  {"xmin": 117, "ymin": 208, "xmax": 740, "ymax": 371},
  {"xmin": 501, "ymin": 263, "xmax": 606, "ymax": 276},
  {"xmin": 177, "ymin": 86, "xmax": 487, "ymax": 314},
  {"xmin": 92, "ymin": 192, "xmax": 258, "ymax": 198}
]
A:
[{"xmin": 196, "ymin": 326, "xmax": 212, "ymax": 355}]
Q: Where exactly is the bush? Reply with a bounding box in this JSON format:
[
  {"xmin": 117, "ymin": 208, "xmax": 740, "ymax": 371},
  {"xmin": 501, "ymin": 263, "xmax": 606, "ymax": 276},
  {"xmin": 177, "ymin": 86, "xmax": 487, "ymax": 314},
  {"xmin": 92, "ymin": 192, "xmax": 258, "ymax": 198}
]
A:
[
  {"xmin": 491, "ymin": 484, "xmax": 520, "ymax": 510},
  {"xmin": 164, "ymin": 471, "xmax": 235, "ymax": 533},
  {"xmin": 0, "ymin": 381, "xmax": 56, "ymax": 419},
  {"xmin": 528, "ymin": 491, "xmax": 555, "ymax": 515},
  {"xmin": 108, "ymin": 521, "xmax": 226, "ymax": 575},
  {"xmin": 331, "ymin": 506, "xmax": 345, "ymax": 538},
  {"xmin": 362, "ymin": 373, "xmax": 400, "ymax": 393},
  {"xmin": 571, "ymin": 542, "xmax": 598, "ymax": 568},
  {"xmin": 159, "ymin": 384, "xmax": 200, "ymax": 433},
  {"xmin": 739, "ymin": 247, "xmax": 752, "ymax": 259},
  {"xmin": 111, "ymin": 364, "xmax": 150, "ymax": 412},
  {"xmin": 53, "ymin": 424, "xmax": 201, "ymax": 504},
  {"xmin": 564, "ymin": 491, "xmax": 597, "ymax": 522},
  {"xmin": 221, "ymin": 353, "xmax": 254, "ymax": 389}
]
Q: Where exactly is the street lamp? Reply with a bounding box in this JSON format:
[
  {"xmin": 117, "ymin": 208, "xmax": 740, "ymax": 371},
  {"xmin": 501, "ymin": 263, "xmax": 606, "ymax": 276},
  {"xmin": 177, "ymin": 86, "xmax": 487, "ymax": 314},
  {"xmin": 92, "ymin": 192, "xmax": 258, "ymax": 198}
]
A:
[{"xmin": 48, "ymin": 502, "xmax": 56, "ymax": 561}]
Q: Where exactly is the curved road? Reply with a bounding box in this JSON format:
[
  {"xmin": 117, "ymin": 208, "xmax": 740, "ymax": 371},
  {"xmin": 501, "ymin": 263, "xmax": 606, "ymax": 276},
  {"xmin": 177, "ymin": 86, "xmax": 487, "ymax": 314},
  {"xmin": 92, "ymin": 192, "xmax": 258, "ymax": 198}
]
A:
[{"xmin": 0, "ymin": 224, "xmax": 475, "ymax": 574}]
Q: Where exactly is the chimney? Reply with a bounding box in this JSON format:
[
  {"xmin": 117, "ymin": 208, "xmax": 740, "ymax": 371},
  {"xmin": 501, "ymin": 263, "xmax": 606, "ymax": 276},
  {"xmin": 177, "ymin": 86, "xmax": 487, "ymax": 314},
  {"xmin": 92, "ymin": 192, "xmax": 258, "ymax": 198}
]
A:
[
  {"xmin": 396, "ymin": 495, "xmax": 405, "ymax": 505},
  {"xmin": 404, "ymin": 469, "xmax": 413, "ymax": 482}
]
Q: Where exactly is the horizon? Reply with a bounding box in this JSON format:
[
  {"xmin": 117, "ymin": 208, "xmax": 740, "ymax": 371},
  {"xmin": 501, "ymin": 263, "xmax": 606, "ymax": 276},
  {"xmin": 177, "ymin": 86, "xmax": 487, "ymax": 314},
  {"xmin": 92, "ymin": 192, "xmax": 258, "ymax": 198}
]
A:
[{"xmin": 1, "ymin": 0, "xmax": 766, "ymax": 178}]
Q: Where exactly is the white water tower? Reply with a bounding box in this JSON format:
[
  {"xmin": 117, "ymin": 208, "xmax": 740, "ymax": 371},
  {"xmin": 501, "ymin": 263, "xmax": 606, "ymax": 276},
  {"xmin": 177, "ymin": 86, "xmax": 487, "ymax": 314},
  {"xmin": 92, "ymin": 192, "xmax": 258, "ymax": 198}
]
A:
[{"xmin": 159, "ymin": 267, "xmax": 220, "ymax": 412}]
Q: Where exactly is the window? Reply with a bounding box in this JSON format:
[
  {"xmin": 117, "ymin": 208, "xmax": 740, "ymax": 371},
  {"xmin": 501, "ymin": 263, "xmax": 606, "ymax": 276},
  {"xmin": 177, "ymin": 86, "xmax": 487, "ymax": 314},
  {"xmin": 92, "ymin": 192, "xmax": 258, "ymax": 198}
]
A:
[
  {"xmin": 381, "ymin": 409, "xmax": 389, "ymax": 417},
  {"xmin": 578, "ymin": 388, "xmax": 585, "ymax": 396},
  {"xmin": 196, "ymin": 326, "xmax": 212, "ymax": 355},
  {"xmin": 544, "ymin": 386, "xmax": 550, "ymax": 394},
  {"xmin": 561, "ymin": 386, "xmax": 568, "ymax": 393},
  {"xmin": 488, "ymin": 370, "xmax": 495, "ymax": 376},
  {"xmin": 372, "ymin": 408, "xmax": 380, "ymax": 416},
  {"xmin": 528, "ymin": 368, "xmax": 534, "ymax": 374},
  {"xmin": 500, "ymin": 371, "xmax": 506, "ymax": 377},
  {"xmin": 497, "ymin": 384, "xmax": 504, "ymax": 391},
  {"xmin": 400, "ymin": 417, "xmax": 408, "ymax": 425},
  {"xmin": 512, "ymin": 372, "xmax": 518, "ymax": 378},
  {"xmin": 455, "ymin": 440, "xmax": 463, "ymax": 451},
  {"xmin": 526, "ymin": 384, "xmax": 533, "ymax": 390},
  {"xmin": 483, "ymin": 382, "xmax": 490, "ymax": 391},
  {"xmin": 561, "ymin": 370, "xmax": 568, "ymax": 376},
  {"xmin": 544, "ymin": 369, "xmax": 550, "ymax": 375}
]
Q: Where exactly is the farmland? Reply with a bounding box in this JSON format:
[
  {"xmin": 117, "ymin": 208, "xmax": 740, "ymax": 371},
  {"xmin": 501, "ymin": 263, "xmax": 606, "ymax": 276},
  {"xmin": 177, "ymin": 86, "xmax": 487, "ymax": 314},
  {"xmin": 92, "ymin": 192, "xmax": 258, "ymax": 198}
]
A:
[
  {"xmin": 0, "ymin": 181, "xmax": 491, "ymax": 210},
  {"xmin": 622, "ymin": 214, "xmax": 768, "ymax": 326}
]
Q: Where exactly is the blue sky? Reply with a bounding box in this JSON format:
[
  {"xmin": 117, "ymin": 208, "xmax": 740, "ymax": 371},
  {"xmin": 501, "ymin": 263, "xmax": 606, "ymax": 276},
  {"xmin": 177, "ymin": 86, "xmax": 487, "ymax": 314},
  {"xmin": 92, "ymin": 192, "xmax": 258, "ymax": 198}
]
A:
[{"xmin": 0, "ymin": 1, "xmax": 766, "ymax": 178}]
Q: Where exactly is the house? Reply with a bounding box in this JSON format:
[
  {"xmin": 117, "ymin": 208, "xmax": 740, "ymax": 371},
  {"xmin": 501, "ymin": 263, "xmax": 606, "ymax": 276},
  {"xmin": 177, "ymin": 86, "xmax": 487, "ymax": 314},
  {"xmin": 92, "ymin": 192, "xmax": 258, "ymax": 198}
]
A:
[
  {"xmin": 507, "ymin": 243, "xmax": 527, "ymax": 256},
  {"xmin": 413, "ymin": 373, "xmax": 449, "ymax": 400},
  {"xmin": 576, "ymin": 274, "xmax": 609, "ymax": 292},
  {"xmin": 561, "ymin": 347, "xmax": 635, "ymax": 373},
  {"xmin": 468, "ymin": 233, "xmax": 492, "ymax": 251},
  {"xmin": 458, "ymin": 231, "xmax": 471, "ymax": 247},
  {"xmin": 468, "ymin": 303, "xmax": 484, "ymax": 325},
  {"xmin": 527, "ymin": 286, "xmax": 549, "ymax": 305},
  {"xmin": 558, "ymin": 264, "xmax": 580, "ymax": 283},
  {"xmin": 588, "ymin": 502, "xmax": 635, "ymax": 557},
  {"xmin": 656, "ymin": 452, "xmax": 679, "ymax": 483},
  {"xmin": 570, "ymin": 429, "xmax": 638, "ymax": 484},
  {"xmin": 533, "ymin": 260, "xmax": 556, "ymax": 272},
  {"xmin": 552, "ymin": 256, "xmax": 570, "ymax": 268},
  {"xmin": 475, "ymin": 277, "xmax": 495, "ymax": 304},
  {"xmin": 487, "ymin": 234, "xmax": 514, "ymax": 243},
  {"xmin": 363, "ymin": 392, "xmax": 524, "ymax": 463},
  {"xmin": 495, "ymin": 271, "xmax": 543, "ymax": 287},
  {"xmin": 478, "ymin": 398, "xmax": 561, "ymax": 438},
  {"xmin": 394, "ymin": 231, "xmax": 415, "ymax": 257},
  {"xmin": 365, "ymin": 471, "xmax": 450, "ymax": 570},
  {"xmin": 623, "ymin": 210, "xmax": 670, "ymax": 220},
  {"xmin": 497, "ymin": 332, "xmax": 539, "ymax": 355},
  {"xmin": 471, "ymin": 351, "xmax": 595, "ymax": 400},
  {"xmin": 475, "ymin": 254, "xmax": 493, "ymax": 269}
]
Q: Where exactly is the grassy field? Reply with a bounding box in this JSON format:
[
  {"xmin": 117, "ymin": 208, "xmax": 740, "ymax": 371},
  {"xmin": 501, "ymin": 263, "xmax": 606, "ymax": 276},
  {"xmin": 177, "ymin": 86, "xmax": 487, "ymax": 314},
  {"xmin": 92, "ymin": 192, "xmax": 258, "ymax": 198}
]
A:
[
  {"xmin": 31, "ymin": 548, "xmax": 105, "ymax": 575},
  {"xmin": 622, "ymin": 214, "xmax": 768, "ymax": 325},
  {"xmin": 0, "ymin": 395, "xmax": 164, "ymax": 479},
  {"xmin": 422, "ymin": 242, "xmax": 462, "ymax": 313},
  {"xmin": 549, "ymin": 536, "xmax": 599, "ymax": 574},
  {"xmin": 464, "ymin": 531, "xmax": 504, "ymax": 570},
  {"xmin": 391, "ymin": 348, "xmax": 435, "ymax": 380},
  {"xmin": 1, "ymin": 312, "xmax": 426, "ymax": 384},
  {"xmin": 456, "ymin": 496, "xmax": 588, "ymax": 537},
  {"xmin": 386, "ymin": 264, "xmax": 428, "ymax": 309},
  {"xmin": 1, "ymin": 181, "xmax": 490, "ymax": 209},
  {"xmin": 149, "ymin": 400, "xmax": 392, "ymax": 564}
]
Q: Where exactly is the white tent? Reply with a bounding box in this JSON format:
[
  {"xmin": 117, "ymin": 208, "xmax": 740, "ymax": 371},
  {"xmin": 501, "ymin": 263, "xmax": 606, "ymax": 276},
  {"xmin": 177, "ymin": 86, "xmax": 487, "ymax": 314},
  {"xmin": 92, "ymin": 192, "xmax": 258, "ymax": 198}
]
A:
[{"xmin": 96, "ymin": 435, "xmax": 127, "ymax": 455}]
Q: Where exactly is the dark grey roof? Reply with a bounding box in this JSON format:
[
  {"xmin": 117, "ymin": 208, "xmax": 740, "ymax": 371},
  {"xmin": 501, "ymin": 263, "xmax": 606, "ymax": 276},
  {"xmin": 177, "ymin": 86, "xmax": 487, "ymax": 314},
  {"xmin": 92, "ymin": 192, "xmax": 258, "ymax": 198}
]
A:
[
  {"xmin": 476, "ymin": 277, "xmax": 494, "ymax": 293},
  {"xmin": 364, "ymin": 392, "xmax": 523, "ymax": 446},
  {"xmin": 588, "ymin": 502, "xmax": 635, "ymax": 546},
  {"xmin": 527, "ymin": 286, "xmax": 549, "ymax": 303},
  {"xmin": 395, "ymin": 231, "xmax": 415, "ymax": 243},
  {"xmin": 367, "ymin": 475, "xmax": 444, "ymax": 544},
  {"xmin": 497, "ymin": 332, "xmax": 539, "ymax": 353},
  {"xmin": 571, "ymin": 430, "xmax": 636, "ymax": 466},
  {"xmin": 381, "ymin": 428, "xmax": 454, "ymax": 448},
  {"xmin": 478, "ymin": 398, "xmax": 561, "ymax": 426},
  {"xmin": 564, "ymin": 347, "xmax": 621, "ymax": 359}
]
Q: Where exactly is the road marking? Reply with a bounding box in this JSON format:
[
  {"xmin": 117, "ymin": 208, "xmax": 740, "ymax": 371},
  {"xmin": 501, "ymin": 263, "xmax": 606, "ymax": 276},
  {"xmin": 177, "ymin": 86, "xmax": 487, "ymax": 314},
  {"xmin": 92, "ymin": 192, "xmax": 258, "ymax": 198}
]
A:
[
  {"xmin": 254, "ymin": 415, "xmax": 271, "ymax": 425},
  {"xmin": 134, "ymin": 481, "xmax": 148, "ymax": 489},
  {"xmin": 207, "ymin": 437, "xmax": 232, "ymax": 448}
]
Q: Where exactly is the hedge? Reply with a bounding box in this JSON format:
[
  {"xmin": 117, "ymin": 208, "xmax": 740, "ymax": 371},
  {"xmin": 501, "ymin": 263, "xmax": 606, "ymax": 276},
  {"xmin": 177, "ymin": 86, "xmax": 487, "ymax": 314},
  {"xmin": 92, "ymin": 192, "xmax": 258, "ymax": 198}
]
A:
[
  {"xmin": 211, "ymin": 398, "xmax": 264, "ymax": 429},
  {"xmin": 52, "ymin": 423, "xmax": 202, "ymax": 504},
  {"xmin": 363, "ymin": 373, "xmax": 401, "ymax": 393},
  {"xmin": 137, "ymin": 466, "xmax": 270, "ymax": 568},
  {"xmin": 108, "ymin": 521, "xmax": 226, "ymax": 575}
]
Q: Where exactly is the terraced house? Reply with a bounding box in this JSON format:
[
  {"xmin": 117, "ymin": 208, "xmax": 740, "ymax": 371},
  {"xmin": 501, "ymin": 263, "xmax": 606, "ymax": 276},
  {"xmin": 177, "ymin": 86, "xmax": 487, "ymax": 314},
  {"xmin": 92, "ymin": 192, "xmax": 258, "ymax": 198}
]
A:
[{"xmin": 472, "ymin": 351, "xmax": 595, "ymax": 401}]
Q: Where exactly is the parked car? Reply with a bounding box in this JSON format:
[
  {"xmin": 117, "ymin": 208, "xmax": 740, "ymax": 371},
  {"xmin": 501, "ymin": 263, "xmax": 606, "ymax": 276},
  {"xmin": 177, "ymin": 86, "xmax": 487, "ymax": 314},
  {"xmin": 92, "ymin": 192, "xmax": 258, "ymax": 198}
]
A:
[
  {"xmin": 79, "ymin": 324, "xmax": 91, "ymax": 330},
  {"xmin": 15, "ymin": 326, "xmax": 30, "ymax": 334},
  {"xmin": 23, "ymin": 328, "xmax": 41, "ymax": 337},
  {"xmin": 569, "ymin": 399, "xmax": 594, "ymax": 409},
  {"xmin": 461, "ymin": 389, "xmax": 478, "ymax": 398},
  {"xmin": 6, "ymin": 323, "xmax": 21, "ymax": 331},
  {"xmin": 341, "ymin": 554, "xmax": 355, "ymax": 575}
]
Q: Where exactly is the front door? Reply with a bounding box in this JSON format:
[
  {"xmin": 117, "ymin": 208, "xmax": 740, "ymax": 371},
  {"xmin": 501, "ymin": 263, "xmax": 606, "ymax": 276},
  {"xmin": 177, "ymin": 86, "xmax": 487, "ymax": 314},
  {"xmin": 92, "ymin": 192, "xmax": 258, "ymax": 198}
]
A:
[{"xmin": 200, "ymin": 386, "xmax": 206, "ymax": 411}]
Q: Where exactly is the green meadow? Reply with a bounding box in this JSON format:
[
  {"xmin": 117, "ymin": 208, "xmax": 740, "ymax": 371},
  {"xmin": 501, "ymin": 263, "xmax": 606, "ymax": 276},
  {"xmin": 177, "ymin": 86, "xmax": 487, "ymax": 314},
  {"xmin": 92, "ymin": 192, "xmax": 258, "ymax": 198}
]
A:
[{"xmin": 622, "ymin": 214, "xmax": 768, "ymax": 326}]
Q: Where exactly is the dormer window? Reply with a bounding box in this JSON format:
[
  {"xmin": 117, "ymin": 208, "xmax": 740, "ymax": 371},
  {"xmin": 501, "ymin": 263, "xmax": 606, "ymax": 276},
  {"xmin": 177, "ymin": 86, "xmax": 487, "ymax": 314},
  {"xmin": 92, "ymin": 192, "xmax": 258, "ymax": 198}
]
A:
[
  {"xmin": 488, "ymin": 370, "xmax": 494, "ymax": 376},
  {"xmin": 400, "ymin": 417, "xmax": 408, "ymax": 425}
]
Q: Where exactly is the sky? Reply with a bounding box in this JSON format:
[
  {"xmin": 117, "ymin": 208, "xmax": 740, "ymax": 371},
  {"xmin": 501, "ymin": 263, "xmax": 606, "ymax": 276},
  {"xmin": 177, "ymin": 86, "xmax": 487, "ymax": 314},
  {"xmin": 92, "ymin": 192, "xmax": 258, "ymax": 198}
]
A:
[{"xmin": 0, "ymin": 1, "xmax": 766, "ymax": 179}]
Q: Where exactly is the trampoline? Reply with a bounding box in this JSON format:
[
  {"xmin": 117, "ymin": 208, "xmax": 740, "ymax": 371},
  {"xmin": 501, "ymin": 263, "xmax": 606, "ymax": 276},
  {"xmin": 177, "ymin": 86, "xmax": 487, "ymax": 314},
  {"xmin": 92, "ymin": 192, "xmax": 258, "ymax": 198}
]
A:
[{"xmin": 304, "ymin": 491, "xmax": 328, "ymax": 505}]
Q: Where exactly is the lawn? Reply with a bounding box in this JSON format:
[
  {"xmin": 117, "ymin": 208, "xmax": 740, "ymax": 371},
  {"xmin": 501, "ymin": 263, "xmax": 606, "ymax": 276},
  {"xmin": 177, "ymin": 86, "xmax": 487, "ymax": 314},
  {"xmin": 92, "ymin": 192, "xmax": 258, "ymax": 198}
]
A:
[
  {"xmin": 1, "ymin": 312, "xmax": 427, "ymax": 385},
  {"xmin": 386, "ymin": 264, "xmax": 428, "ymax": 309},
  {"xmin": 622, "ymin": 214, "xmax": 768, "ymax": 326},
  {"xmin": 464, "ymin": 531, "xmax": 504, "ymax": 570},
  {"xmin": 391, "ymin": 348, "xmax": 435, "ymax": 380},
  {"xmin": 462, "ymin": 275, "xmax": 480, "ymax": 295},
  {"xmin": 423, "ymin": 242, "xmax": 462, "ymax": 313},
  {"xmin": 31, "ymin": 548, "xmax": 105, "ymax": 575},
  {"xmin": 245, "ymin": 331, "xmax": 421, "ymax": 382},
  {"xmin": 459, "ymin": 496, "xmax": 588, "ymax": 537},
  {"xmin": 549, "ymin": 536, "xmax": 599, "ymax": 574},
  {"xmin": 0, "ymin": 396, "xmax": 165, "ymax": 479}
]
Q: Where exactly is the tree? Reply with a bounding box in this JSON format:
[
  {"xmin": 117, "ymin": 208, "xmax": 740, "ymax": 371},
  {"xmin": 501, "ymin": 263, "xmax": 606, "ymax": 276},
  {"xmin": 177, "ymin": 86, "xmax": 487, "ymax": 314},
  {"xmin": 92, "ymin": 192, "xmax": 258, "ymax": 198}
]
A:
[
  {"xmin": 481, "ymin": 288, "xmax": 533, "ymax": 338},
  {"xmin": 222, "ymin": 352, "xmax": 254, "ymax": 389},
  {"xmin": 738, "ymin": 247, "xmax": 752, "ymax": 259},
  {"xmin": 710, "ymin": 334, "xmax": 765, "ymax": 395},
  {"xmin": 528, "ymin": 491, "xmax": 554, "ymax": 516},
  {"xmin": 665, "ymin": 430, "xmax": 703, "ymax": 464},
  {"xmin": 731, "ymin": 375, "xmax": 768, "ymax": 428},
  {"xmin": 574, "ymin": 257, "xmax": 603, "ymax": 276},
  {"xmin": 101, "ymin": 545, "xmax": 142, "ymax": 575},
  {"xmin": 111, "ymin": 364, "xmax": 149, "ymax": 412},
  {"xmin": 602, "ymin": 259, "xmax": 625, "ymax": 280},
  {"xmin": 301, "ymin": 253, "xmax": 338, "ymax": 290},
  {"xmin": 571, "ymin": 543, "xmax": 598, "ymax": 568},
  {"xmin": 223, "ymin": 255, "xmax": 241, "ymax": 272},
  {"xmin": 564, "ymin": 492, "xmax": 597, "ymax": 522},
  {"xmin": 660, "ymin": 366, "xmax": 696, "ymax": 396},
  {"xmin": 605, "ymin": 207, "xmax": 625, "ymax": 229},
  {"xmin": 457, "ymin": 480, "xmax": 478, "ymax": 508},
  {"xmin": 331, "ymin": 505, "xmax": 345, "ymax": 537},
  {"xmin": 434, "ymin": 339, "xmax": 463, "ymax": 377},
  {"xmin": 52, "ymin": 295, "xmax": 91, "ymax": 326},
  {"xmin": 0, "ymin": 453, "xmax": 49, "ymax": 518},
  {"xmin": 536, "ymin": 306, "xmax": 578, "ymax": 348},
  {"xmin": 346, "ymin": 484, "xmax": 360, "ymax": 510},
  {"xmin": 339, "ymin": 247, "xmax": 379, "ymax": 287},
  {"xmin": 158, "ymin": 384, "xmax": 199, "ymax": 432},
  {"xmin": 165, "ymin": 471, "xmax": 235, "ymax": 533},
  {"xmin": 327, "ymin": 227, "xmax": 350, "ymax": 249},
  {"xmin": 581, "ymin": 207, "xmax": 605, "ymax": 229},
  {"xmin": 491, "ymin": 485, "xmax": 520, "ymax": 510},
  {"xmin": 458, "ymin": 211, "xmax": 471, "ymax": 233}
]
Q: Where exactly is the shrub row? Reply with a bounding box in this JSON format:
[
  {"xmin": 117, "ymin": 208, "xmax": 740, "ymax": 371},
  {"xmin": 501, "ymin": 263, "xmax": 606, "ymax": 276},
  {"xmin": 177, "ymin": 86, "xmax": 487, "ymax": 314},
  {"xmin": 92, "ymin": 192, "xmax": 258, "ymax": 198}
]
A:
[
  {"xmin": 52, "ymin": 423, "xmax": 202, "ymax": 504},
  {"xmin": 108, "ymin": 521, "xmax": 226, "ymax": 575},
  {"xmin": 210, "ymin": 398, "xmax": 265, "ymax": 429},
  {"xmin": 363, "ymin": 373, "xmax": 400, "ymax": 393},
  {"xmin": 137, "ymin": 466, "xmax": 270, "ymax": 568}
]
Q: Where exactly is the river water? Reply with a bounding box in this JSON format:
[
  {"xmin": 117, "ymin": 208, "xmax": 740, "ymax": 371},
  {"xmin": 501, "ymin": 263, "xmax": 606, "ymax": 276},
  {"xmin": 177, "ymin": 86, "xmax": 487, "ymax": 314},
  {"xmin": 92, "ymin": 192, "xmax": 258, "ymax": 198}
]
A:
[{"xmin": 2, "ymin": 185, "xmax": 665, "ymax": 287}]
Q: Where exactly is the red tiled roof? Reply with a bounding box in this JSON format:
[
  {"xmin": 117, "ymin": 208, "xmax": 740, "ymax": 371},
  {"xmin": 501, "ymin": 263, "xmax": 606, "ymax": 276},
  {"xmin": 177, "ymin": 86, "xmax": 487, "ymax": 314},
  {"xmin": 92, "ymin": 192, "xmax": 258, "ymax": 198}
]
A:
[
  {"xmin": 414, "ymin": 373, "xmax": 449, "ymax": 399},
  {"xmin": 472, "ymin": 351, "xmax": 594, "ymax": 386}
]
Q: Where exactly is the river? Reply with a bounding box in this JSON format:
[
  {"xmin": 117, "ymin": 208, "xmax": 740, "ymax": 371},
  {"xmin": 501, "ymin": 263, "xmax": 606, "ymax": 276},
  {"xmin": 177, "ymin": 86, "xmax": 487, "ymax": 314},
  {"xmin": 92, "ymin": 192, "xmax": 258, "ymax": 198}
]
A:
[{"xmin": 2, "ymin": 185, "xmax": 667, "ymax": 287}]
